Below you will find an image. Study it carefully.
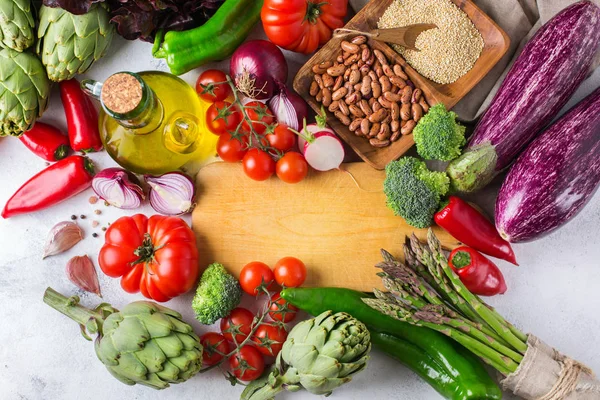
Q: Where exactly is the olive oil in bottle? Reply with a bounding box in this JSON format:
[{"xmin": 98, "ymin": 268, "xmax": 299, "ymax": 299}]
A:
[{"xmin": 82, "ymin": 71, "xmax": 218, "ymax": 175}]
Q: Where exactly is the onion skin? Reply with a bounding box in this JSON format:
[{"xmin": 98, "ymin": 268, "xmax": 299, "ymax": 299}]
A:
[
  {"xmin": 92, "ymin": 168, "xmax": 144, "ymax": 210},
  {"xmin": 145, "ymin": 172, "xmax": 195, "ymax": 216},
  {"xmin": 230, "ymin": 40, "xmax": 288, "ymax": 100}
]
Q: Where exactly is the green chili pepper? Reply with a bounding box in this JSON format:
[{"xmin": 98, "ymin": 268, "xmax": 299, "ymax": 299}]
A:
[
  {"xmin": 153, "ymin": 0, "xmax": 264, "ymax": 75},
  {"xmin": 281, "ymin": 287, "xmax": 502, "ymax": 400}
]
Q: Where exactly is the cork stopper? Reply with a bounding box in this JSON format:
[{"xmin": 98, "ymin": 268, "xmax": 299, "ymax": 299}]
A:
[{"xmin": 101, "ymin": 73, "xmax": 143, "ymax": 114}]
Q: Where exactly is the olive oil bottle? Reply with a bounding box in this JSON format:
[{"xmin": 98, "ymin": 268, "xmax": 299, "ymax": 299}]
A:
[{"xmin": 82, "ymin": 71, "xmax": 218, "ymax": 175}]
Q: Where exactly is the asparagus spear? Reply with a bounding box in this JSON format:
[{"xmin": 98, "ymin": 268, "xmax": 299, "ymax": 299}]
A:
[
  {"xmin": 365, "ymin": 229, "xmax": 532, "ymax": 376},
  {"xmin": 373, "ymin": 277, "xmax": 524, "ymax": 365},
  {"xmin": 364, "ymin": 298, "xmax": 518, "ymax": 375},
  {"xmin": 426, "ymin": 230, "xmax": 528, "ymax": 354},
  {"xmin": 381, "ymin": 251, "xmax": 513, "ymax": 348}
]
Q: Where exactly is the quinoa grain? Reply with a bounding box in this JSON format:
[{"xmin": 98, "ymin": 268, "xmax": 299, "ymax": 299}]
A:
[{"xmin": 378, "ymin": 0, "xmax": 484, "ymax": 84}]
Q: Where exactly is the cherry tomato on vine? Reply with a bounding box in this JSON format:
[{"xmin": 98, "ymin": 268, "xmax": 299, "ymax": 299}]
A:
[
  {"xmin": 242, "ymin": 149, "xmax": 276, "ymax": 181},
  {"xmin": 206, "ymin": 101, "xmax": 241, "ymax": 135},
  {"xmin": 273, "ymin": 257, "xmax": 307, "ymax": 288},
  {"xmin": 239, "ymin": 261, "xmax": 275, "ymax": 295},
  {"xmin": 252, "ymin": 323, "xmax": 288, "ymax": 357},
  {"xmin": 276, "ymin": 152, "xmax": 308, "ymax": 184},
  {"xmin": 267, "ymin": 124, "xmax": 296, "ymax": 152},
  {"xmin": 220, "ymin": 308, "xmax": 255, "ymax": 343},
  {"xmin": 200, "ymin": 332, "xmax": 230, "ymax": 366},
  {"xmin": 217, "ymin": 132, "xmax": 248, "ymax": 162},
  {"xmin": 196, "ymin": 69, "xmax": 232, "ymax": 103},
  {"xmin": 242, "ymin": 101, "xmax": 275, "ymax": 135},
  {"xmin": 268, "ymin": 293, "xmax": 299, "ymax": 323},
  {"xmin": 228, "ymin": 345, "xmax": 265, "ymax": 381}
]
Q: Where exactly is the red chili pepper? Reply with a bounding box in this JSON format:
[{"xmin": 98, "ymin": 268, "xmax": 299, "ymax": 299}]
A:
[
  {"xmin": 2, "ymin": 155, "xmax": 94, "ymax": 219},
  {"xmin": 434, "ymin": 196, "xmax": 518, "ymax": 265},
  {"xmin": 449, "ymin": 246, "xmax": 507, "ymax": 296},
  {"xmin": 19, "ymin": 122, "xmax": 71, "ymax": 162},
  {"xmin": 59, "ymin": 79, "xmax": 103, "ymax": 153}
]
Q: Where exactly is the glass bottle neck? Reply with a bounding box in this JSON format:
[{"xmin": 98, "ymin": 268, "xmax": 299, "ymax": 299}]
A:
[{"xmin": 103, "ymin": 75, "xmax": 164, "ymax": 135}]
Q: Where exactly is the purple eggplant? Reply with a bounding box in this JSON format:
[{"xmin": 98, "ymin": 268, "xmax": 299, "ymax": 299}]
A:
[
  {"xmin": 495, "ymin": 86, "xmax": 600, "ymax": 242},
  {"xmin": 447, "ymin": 1, "xmax": 600, "ymax": 193}
]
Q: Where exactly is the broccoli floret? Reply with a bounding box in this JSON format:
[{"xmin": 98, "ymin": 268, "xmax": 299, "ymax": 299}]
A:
[
  {"xmin": 413, "ymin": 104, "xmax": 466, "ymax": 161},
  {"xmin": 192, "ymin": 263, "xmax": 242, "ymax": 325},
  {"xmin": 384, "ymin": 157, "xmax": 450, "ymax": 228}
]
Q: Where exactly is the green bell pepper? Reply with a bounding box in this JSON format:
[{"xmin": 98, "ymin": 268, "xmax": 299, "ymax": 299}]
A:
[
  {"xmin": 281, "ymin": 287, "xmax": 502, "ymax": 400},
  {"xmin": 153, "ymin": 0, "xmax": 263, "ymax": 75}
]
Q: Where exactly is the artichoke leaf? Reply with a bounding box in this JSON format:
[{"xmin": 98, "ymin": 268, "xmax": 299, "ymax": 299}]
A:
[{"xmin": 132, "ymin": 339, "xmax": 167, "ymax": 374}]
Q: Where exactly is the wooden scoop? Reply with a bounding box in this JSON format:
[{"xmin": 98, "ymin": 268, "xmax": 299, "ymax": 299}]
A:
[{"xmin": 370, "ymin": 24, "xmax": 438, "ymax": 51}]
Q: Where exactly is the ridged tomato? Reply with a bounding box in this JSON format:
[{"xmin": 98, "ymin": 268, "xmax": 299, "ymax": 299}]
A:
[
  {"xmin": 98, "ymin": 214, "xmax": 199, "ymax": 302},
  {"xmin": 261, "ymin": 0, "xmax": 348, "ymax": 54}
]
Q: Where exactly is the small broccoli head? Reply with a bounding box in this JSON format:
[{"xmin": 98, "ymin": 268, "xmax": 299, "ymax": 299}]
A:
[
  {"xmin": 384, "ymin": 157, "xmax": 450, "ymax": 228},
  {"xmin": 192, "ymin": 263, "xmax": 242, "ymax": 325},
  {"xmin": 413, "ymin": 104, "xmax": 466, "ymax": 161}
]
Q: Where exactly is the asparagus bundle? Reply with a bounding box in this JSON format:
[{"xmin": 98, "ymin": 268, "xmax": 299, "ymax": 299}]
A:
[{"xmin": 365, "ymin": 229, "xmax": 599, "ymax": 400}]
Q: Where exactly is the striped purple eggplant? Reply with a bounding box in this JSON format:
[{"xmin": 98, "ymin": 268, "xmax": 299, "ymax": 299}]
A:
[
  {"xmin": 495, "ymin": 86, "xmax": 600, "ymax": 242},
  {"xmin": 447, "ymin": 1, "xmax": 600, "ymax": 193}
]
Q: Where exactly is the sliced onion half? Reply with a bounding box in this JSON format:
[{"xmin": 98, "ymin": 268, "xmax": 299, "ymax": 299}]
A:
[{"xmin": 145, "ymin": 172, "xmax": 195, "ymax": 216}]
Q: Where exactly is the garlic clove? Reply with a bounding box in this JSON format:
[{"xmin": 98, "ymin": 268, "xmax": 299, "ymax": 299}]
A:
[
  {"xmin": 43, "ymin": 221, "xmax": 84, "ymax": 259},
  {"xmin": 65, "ymin": 255, "xmax": 102, "ymax": 297}
]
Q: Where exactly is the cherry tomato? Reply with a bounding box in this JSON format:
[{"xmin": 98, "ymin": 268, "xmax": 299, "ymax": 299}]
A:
[
  {"xmin": 217, "ymin": 132, "xmax": 248, "ymax": 162},
  {"xmin": 266, "ymin": 124, "xmax": 296, "ymax": 152},
  {"xmin": 276, "ymin": 152, "xmax": 308, "ymax": 184},
  {"xmin": 268, "ymin": 293, "xmax": 299, "ymax": 323},
  {"xmin": 206, "ymin": 101, "xmax": 241, "ymax": 135},
  {"xmin": 220, "ymin": 308, "xmax": 255, "ymax": 343},
  {"xmin": 242, "ymin": 101, "xmax": 275, "ymax": 135},
  {"xmin": 228, "ymin": 345, "xmax": 265, "ymax": 381},
  {"xmin": 242, "ymin": 149, "xmax": 276, "ymax": 181},
  {"xmin": 239, "ymin": 261, "xmax": 275, "ymax": 295},
  {"xmin": 200, "ymin": 332, "xmax": 230, "ymax": 366},
  {"xmin": 196, "ymin": 69, "xmax": 232, "ymax": 103},
  {"xmin": 252, "ymin": 323, "xmax": 288, "ymax": 357},
  {"xmin": 273, "ymin": 257, "xmax": 307, "ymax": 288}
]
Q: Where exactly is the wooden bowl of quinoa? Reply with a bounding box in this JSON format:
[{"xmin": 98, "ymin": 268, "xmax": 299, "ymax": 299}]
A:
[{"xmin": 293, "ymin": 0, "xmax": 509, "ymax": 169}]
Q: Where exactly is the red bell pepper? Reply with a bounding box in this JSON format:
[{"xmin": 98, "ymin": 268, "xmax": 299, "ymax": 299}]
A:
[
  {"xmin": 2, "ymin": 156, "xmax": 94, "ymax": 219},
  {"xmin": 19, "ymin": 122, "xmax": 71, "ymax": 162},
  {"xmin": 449, "ymin": 246, "xmax": 507, "ymax": 296},
  {"xmin": 59, "ymin": 79, "xmax": 103, "ymax": 153},
  {"xmin": 434, "ymin": 196, "xmax": 518, "ymax": 265}
]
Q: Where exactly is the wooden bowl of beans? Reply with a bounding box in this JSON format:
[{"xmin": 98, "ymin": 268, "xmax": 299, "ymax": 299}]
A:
[{"xmin": 293, "ymin": 0, "xmax": 510, "ymax": 170}]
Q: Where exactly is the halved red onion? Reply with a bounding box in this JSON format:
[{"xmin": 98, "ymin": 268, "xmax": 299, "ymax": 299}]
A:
[
  {"xmin": 269, "ymin": 83, "xmax": 309, "ymax": 131},
  {"xmin": 145, "ymin": 172, "xmax": 195, "ymax": 216},
  {"xmin": 92, "ymin": 168, "xmax": 144, "ymax": 209}
]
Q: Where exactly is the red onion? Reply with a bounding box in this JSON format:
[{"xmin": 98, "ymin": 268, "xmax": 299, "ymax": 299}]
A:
[
  {"xmin": 145, "ymin": 172, "xmax": 195, "ymax": 215},
  {"xmin": 92, "ymin": 168, "xmax": 144, "ymax": 209},
  {"xmin": 268, "ymin": 83, "xmax": 309, "ymax": 131},
  {"xmin": 230, "ymin": 40, "xmax": 288, "ymax": 100}
]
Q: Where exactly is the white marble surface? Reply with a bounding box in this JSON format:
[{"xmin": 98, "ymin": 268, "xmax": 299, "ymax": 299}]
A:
[{"xmin": 1, "ymin": 28, "xmax": 600, "ymax": 400}]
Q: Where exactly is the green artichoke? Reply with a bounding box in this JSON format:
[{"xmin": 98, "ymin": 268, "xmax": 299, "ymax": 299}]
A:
[
  {"xmin": 0, "ymin": 48, "xmax": 50, "ymax": 136},
  {"xmin": 37, "ymin": 4, "xmax": 115, "ymax": 82},
  {"xmin": 44, "ymin": 288, "xmax": 203, "ymax": 390},
  {"xmin": 242, "ymin": 311, "xmax": 371, "ymax": 400},
  {"xmin": 0, "ymin": 0, "xmax": 35, "ymax": 51}
]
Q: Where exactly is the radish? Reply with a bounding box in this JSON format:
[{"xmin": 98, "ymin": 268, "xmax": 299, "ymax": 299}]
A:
[
  {"xmin": 293, "ymin": 119, "xmax": 344, "ymax": 172},
  {"xmin": 297, "ymin": 107, "xmax": 335, "ymax": 154}
]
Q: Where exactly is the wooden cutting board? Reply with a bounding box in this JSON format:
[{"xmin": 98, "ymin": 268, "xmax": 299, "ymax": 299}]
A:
[{"xmin": 192, "ymin": 162, "xmax": 460, "ymax": 292}]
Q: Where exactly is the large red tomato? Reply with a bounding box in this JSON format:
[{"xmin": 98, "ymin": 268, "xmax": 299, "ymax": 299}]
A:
[
  {"xmin": 261, "ymin": 0, "xmax": 348, "ymax": 54},
  {"xmin": 98, "ymin": 214, "xmax": 199, "ymax": 302}
]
